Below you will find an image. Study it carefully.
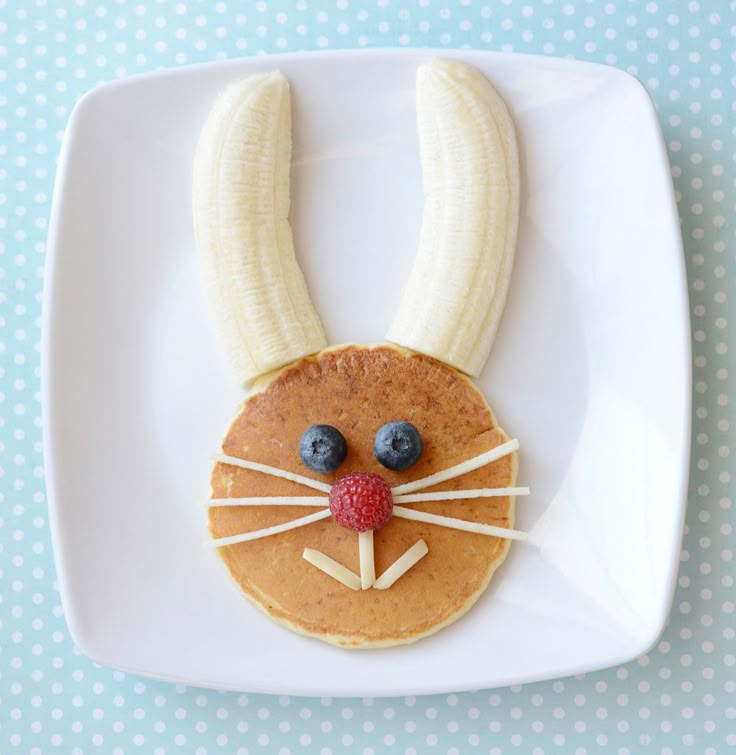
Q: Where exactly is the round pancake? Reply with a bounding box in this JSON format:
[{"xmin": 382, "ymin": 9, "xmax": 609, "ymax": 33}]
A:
[{"xmin": 209, "ymin": 344, "xmax": 518, "ymax": 647}]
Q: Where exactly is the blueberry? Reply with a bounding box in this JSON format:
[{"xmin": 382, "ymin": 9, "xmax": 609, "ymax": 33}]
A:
[
  {"xmin": 299, "ymin": 424, "xmax": 347, "ymax": 473},
  {"xmin": 374, "ymin": 421, "xmax": 423, "ymax": 471}
]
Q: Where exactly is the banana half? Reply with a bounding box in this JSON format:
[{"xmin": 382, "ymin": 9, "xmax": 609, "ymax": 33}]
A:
[
  {"xmin": 192, "ymin": 72, "xmax": 327, "ymax": 386},
  {"xmin": 387, "ymin": 59, "xmax": 521, "ymax": 377}
]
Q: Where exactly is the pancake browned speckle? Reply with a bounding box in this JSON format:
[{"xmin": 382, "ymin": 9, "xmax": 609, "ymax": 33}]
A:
[{"xmin": 209, "ymin": 344, "xmax": 518, "ymax": 647}]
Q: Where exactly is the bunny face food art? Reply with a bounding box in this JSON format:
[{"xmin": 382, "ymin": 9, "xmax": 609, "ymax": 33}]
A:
[{"xmin": 192, "ymin": 59, "xmax": 528, "ymax": 648}]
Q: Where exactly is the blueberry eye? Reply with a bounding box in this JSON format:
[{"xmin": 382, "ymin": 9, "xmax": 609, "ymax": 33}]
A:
[
  {"xmin": 374, "ymin": 421, "xmax": 423, "ymax": 471},
  {"xmin": 299, "ymin": 424, "xmax": 347, "ymax": 473}
]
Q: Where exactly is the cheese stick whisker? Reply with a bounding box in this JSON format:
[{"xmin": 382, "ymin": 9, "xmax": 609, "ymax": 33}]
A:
[
  {"xmin": 391, "ymin": 439, "xmax": 519, "ymax": 495},
  {"xmin": 394, "ymin": 486, "xmax": 528, "ymax": 503},
  {"xmin": 212, "ymin": 454, "xmax": 332, "ymax": 493},
  {"xmin": 392, "ymin": 506, "xmax": 527, "ymax": 540},
  {"xmin": 207, "ymin": 496, "xmax": 329, "ymax": 507},
  {"xmin": 210, "ymin": 510, "xmax": 332, "ymax": 547}
]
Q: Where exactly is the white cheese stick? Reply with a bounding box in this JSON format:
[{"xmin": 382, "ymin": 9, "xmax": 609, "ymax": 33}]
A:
[
  {"xmin": 207, "ymin": 496, "xmax": 328, "ymax": 507},
  {"xmin": 358, "ymin": 530, "xmax": 376, "ymax": 589},
  {"xmin": 394, "ymin": 486, "xmax": 529, "ymax": 503},
  {"xmin": 373, "ymin": 540, "xmax": 429, "ymax": 590},
  {"xmin": 303, "ymin": 548, "xmax": 361, "ymax": 591},
  {"xmin": 210, "ymin": 509, "xmax": 331, "ymax": 547},
  {"xmin": 212, "ymin": 454, "xmax": 332, "ymax": 493},
  {"xmin": 392, "ymin": 506, "xmax": 527, "ymax": 540}
]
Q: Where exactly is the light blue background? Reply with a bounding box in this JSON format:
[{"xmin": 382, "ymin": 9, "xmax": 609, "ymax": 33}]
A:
[{"xmin": 1, "ymin": 0, "xmax": 734, "ymax": 752}]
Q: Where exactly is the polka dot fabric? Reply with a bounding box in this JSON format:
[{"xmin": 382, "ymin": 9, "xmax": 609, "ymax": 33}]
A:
[{"xmin": 1, "ymin": 0, "xmax": 733, "ymax": 751}]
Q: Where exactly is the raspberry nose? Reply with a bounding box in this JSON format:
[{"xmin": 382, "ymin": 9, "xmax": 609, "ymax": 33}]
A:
[{"xmin": 328, "ymin": 472, "xmax": 394, "ymax": 532}]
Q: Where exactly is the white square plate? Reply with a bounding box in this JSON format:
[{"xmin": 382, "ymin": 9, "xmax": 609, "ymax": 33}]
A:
[{"xmin": 43, "ymin": 50, "xmax": 690, "ymax": 696}]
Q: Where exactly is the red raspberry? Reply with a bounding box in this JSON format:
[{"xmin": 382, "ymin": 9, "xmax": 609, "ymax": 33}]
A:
[{"xmin": 328, "ymin": 472, "xmax": 394, "ymax": 532}]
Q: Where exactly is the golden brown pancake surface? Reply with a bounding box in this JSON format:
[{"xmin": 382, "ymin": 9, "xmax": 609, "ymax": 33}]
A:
[{"xmin": 209, "ymin": 344, "xmax": 517, "ymax": 647}]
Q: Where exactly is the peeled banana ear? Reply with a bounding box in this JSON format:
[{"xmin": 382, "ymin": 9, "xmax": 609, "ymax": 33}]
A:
[
  {"xmin": 386, "ymin": 59, "xmax": 521, "ymax": 377},
  {"xmin": 192, "ymin": 72, "xmax": 327, "ymax": 385}
]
